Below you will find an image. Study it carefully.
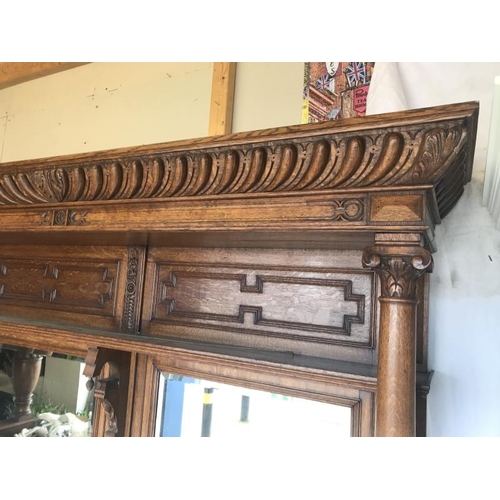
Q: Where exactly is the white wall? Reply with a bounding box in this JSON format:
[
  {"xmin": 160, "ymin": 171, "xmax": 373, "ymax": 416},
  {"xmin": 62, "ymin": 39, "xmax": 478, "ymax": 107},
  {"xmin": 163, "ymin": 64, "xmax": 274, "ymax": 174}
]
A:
[{"xmin": 369, "ymin": 63, "xmax": 500, "ymax": 436}]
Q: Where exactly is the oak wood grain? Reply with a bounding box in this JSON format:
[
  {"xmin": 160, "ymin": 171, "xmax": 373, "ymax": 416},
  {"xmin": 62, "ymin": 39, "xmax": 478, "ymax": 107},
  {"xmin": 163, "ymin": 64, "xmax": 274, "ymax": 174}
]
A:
[
  {"xmin": 0, "ymin": 103, "xmax": 478, "ymax": 437},
  {"xmin": 0, "ymin": 245, "xmax": 145, "ymax": 334}
]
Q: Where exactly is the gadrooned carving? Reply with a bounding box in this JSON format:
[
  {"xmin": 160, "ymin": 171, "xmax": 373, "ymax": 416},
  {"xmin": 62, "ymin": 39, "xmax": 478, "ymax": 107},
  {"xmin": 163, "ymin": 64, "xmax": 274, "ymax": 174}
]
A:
[
  {"xmin": 362, "ymin": 246, "xmax": 433, "ymax": 299},
  {"xmin": 0, "ymin": 123, "xmax": 467, "ymax": 207}
]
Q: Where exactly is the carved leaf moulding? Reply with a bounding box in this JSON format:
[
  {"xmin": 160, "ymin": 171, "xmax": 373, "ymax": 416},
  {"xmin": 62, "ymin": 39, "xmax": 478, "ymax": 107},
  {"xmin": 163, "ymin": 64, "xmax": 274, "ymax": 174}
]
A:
[
  {"xmin": 0, "ymin": 109, "xmax": 474, "ymax": 215},
  {"xmin": 362, "ymin": 246, "xmax": 433, "ymax": 300}
]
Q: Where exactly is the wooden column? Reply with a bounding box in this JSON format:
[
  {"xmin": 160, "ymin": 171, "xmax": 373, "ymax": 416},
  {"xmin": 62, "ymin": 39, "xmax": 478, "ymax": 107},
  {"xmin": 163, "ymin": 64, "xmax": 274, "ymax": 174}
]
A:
[{"xmin": 363, "ymin": 234, "xmax": 433, "ymax": 437}]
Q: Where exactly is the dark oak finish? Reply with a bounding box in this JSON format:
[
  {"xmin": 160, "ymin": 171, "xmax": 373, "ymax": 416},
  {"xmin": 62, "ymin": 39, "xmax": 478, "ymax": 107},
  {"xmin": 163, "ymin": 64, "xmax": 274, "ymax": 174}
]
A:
[{"xmin": 0, "ymin": 102, "xmax": 479, "ymax": 437}]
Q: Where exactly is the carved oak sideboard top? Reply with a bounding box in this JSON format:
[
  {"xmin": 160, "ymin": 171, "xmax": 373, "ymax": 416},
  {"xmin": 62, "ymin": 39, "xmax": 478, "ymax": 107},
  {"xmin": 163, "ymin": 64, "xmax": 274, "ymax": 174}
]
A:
[
  {"xmin": 0, "ymin": 101, "xmax": 479, "ymax": 251},
  {"xmin": 0, "ymin": 101, "xmax": 480, "ymax": 438}
]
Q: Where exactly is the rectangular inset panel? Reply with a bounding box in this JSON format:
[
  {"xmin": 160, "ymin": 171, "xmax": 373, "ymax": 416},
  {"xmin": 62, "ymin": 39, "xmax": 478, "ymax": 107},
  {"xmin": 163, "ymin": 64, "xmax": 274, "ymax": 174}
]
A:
[
  {"xmin": 142, "ymin": 248, "xmax": 376, "ymax": 361},
  {"xmin": 0, "ymin": 260, "xmax": 117, "ymax": 317},
  {"xmin": 0, "ymin": 245, "xmax": 145, "ymax": 334},
  {"xmin": 154, "ymin": 269, "xmax": 368, "ymax": 344}
]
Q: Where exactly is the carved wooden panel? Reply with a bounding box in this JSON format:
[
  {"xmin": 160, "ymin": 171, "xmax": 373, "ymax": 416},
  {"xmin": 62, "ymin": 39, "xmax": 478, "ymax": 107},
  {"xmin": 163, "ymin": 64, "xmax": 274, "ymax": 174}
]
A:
[
  {"xmin": 0, "ymin": 102, "xmax": 478, "ymax": 438},
  {"xmin": 1, "ymin": 195, "xmax": 369, "ymax": 233},
  {"xmin": 0, "ymin": 260, "xmax": 116, "ymax": 315},
  {"xmin": 0, "ymin": 245, "xmax": 145, "ymax": 333},
  {"xmin": 142, "ymin": 248, "xmax": 376, "ymax": 363},
  {"xmin": 39, "ymin": 209, "xmax": 89, "ymax": 226}
]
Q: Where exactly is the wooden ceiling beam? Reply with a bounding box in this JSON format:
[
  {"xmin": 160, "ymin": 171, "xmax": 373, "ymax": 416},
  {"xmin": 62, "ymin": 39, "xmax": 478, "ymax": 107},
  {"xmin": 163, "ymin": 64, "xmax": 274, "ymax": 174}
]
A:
[{"xmin": 0, "ymin": 62, "xmax": 89, "ymax": 90}]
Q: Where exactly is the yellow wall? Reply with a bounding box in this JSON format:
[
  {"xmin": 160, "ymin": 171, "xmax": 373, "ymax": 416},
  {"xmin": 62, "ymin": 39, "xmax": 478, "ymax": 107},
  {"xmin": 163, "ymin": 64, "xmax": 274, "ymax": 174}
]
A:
[
  {"xmin": 0, "ymin": 62, "xmax": 213, "ymax": 163},
  {"xmin": 232, "ymin": 62, "xmax": 303, "ymax": 132},
  {"xmin": 0, "ymin": 62, "xmax": 304, "ymax": 164}
]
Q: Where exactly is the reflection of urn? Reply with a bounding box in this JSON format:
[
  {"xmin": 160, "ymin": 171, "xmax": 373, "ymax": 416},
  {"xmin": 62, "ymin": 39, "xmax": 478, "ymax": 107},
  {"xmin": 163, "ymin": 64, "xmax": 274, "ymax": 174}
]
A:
[{"xmin": 11, "ymin": 350, "xmax": 43, "ymax": 417}]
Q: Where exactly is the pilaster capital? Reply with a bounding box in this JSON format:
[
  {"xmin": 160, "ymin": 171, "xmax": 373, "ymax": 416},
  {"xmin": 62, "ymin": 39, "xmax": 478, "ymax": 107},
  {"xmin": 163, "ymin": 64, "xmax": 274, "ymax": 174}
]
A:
[{"xmin": 362, "ymin": 239, "xmax": 433, "ymax": 300}]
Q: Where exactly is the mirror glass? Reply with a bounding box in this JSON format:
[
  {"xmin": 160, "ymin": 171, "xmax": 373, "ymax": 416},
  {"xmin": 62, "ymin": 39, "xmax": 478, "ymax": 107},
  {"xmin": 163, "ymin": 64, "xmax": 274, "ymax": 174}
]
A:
[
  {"xmin": 0, "ymin": 346, "xmax": 93, "ymax": 437},
  {"xmin": 156, "ymin": 372, "xmax": 351, "ymax": 438}
]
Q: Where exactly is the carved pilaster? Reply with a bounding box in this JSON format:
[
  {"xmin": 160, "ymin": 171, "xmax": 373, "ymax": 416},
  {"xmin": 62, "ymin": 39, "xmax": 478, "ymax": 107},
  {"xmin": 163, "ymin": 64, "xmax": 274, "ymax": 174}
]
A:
[
  {"xmin": 122, "ymin": 247, "xmax": 146, "ymax": 333},
  {"xmin": 362, "ymin": 234, "xmax": 433, "ymax": 437}
]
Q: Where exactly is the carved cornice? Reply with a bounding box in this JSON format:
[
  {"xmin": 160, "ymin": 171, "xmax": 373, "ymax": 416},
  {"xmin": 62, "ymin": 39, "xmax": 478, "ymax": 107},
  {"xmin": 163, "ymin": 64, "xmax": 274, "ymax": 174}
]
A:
[
  {"xmin": 362, "ymin": 245, "xmax": 433, "ymax": 300},
  {"xmin": 0, "ymin": 102, "xmax": 478, "ymax": 220}
]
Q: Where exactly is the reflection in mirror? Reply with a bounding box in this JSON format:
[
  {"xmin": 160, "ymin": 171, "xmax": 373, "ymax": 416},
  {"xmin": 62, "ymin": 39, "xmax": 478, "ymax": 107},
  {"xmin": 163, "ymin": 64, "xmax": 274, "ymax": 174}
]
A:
[
  {"xmin": 156, "ymin": 372, "xmax": 351, "ymax": 437},
  {"xmin": 0, "ymin": 345, "xmax": 93, "ymax": 437}
]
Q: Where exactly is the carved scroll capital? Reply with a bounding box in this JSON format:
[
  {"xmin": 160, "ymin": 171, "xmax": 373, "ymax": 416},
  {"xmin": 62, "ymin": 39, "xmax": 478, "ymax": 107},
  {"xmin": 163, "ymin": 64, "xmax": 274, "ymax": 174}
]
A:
[{"xmin": 362, "ymin": 245, "xmax": 432, "ymax": 300}]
